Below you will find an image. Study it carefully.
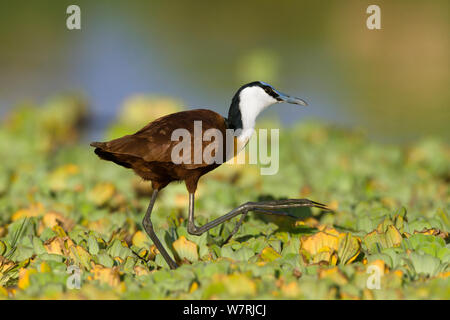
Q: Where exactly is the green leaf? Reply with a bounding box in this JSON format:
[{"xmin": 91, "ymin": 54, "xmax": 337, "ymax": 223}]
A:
[
  {"xmin": 32, "ymin": 236, "xmax": 47, "ymax": 255},
  {"xmin": 88, "ymin": 235, "xmax": 100, "ymax": 255},
  {"xmin": 97, "ymin": 252, "xmax": 114, "ymax": 268},
  {"xmin": 403, "ymin": 252, "xmax": 447, "ymax": 277}
]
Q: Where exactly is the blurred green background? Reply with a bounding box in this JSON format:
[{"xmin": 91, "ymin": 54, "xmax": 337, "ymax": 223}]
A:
[{"xmin": 0, "ymin": 0, "xmax": 448, "ymax": 142}]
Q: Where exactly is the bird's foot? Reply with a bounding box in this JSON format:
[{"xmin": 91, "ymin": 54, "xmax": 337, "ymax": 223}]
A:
[{"xmin": 222, "ymin": 199, "xmax": 331, "ymax": 244}]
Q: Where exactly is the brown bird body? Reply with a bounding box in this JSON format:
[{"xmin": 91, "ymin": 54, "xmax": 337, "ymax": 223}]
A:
[
  {"xmin": 91, "ymin": 109, "xmax": 226, "ymax": 192},
  {"xmin": 91, "ymin": 81, "xmax": 329, "ymax": 269}
]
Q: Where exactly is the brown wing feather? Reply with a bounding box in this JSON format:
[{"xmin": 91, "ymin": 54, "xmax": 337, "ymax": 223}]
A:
[{"xmin": 91, "ymin": 109, "xmax": 227, "ymax": 169}]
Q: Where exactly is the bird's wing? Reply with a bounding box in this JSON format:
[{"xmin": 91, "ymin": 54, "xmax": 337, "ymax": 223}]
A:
[{"xmin": 94, "ymin": 109, "xmax": 228, "ymax": 169}]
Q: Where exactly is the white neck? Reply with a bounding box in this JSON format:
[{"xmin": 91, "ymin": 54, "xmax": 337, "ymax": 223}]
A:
[{"xmin": 237, "ymin": 86, "xmax": 278, "ymax": 143}]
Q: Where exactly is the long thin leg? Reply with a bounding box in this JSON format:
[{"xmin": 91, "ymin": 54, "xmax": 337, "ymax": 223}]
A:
[
  {"xmin": 187, "ymin": 193, "xmax": 330, "ymax": 239},
  {"xmin": 142, "ymin": 189, "xmax": 178, "ymax": 269}
]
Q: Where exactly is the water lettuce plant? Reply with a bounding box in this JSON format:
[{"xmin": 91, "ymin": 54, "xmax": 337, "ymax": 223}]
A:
[{"xmin": 0, "ymin": 96, "xmax": 448, "ymax": 299}]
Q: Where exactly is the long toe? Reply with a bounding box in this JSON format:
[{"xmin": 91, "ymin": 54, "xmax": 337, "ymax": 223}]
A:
[{"xmin": 253, "ymin": 208, "xmax": 298, "ymax": 219}]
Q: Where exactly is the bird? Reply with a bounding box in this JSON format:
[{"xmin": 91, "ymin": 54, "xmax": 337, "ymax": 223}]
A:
[{"xmin": 91, "ymin": 81, "xmax": 329, "ymax": 269}]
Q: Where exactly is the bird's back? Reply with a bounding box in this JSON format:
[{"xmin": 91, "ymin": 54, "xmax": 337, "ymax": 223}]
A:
[{"xmin": 90, "ymin": 109, "xmax": 228, "ymax": 184}]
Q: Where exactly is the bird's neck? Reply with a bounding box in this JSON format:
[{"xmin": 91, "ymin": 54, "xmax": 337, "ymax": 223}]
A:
[
  {"xmin": 227, "ymin": 93, "xmax": 269, "ymax": 146},
  {"xmin": 227, "ymin": 94, "xmax": 244, "ymax": 131}
]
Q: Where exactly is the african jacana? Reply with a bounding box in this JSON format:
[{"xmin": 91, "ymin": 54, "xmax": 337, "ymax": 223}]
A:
[{"xmin": 91, "ymin": 81, "xmax": 328, "ymax": 269}]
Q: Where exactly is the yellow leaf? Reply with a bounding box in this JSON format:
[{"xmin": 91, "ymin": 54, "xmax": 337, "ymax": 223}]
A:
[
  {"xmin": 11, "ymin": 202, "xmax": 45, "ymax": 221},
  {"xmin": 328, "ymin": 200, "xmax": 339, "ymax": 211},
  {"xmin": 260, "ymin": 246, "xmax": 282, "ymax": 262},
  {"xmin": 214, "ymin": 273, "xmax": 256, "ymax": 296},
  {"xmin": 44, "ymin": 236, "xmax": 75, "ymax": 256},
  {"xmin": 114, "ymin": 257, "xmax": 124, "ymax": 265},
  {"xmin": 149, "ymin": 245, "xmax": 159, "ymax": 259},
  {"xmin": 43, "ymin": 211, "xmax": 73, "ymax": 230},
  {"xmin": 88, "ymin": 182, "xmax": 116, "ymax": 206},
  {"xmin": 189, "ymin": 281, "xmax": 199, "ymax": 293},
  {"xmin": 175, "ymin": 193, "xmax": 189, "ymax": 208},
  {"xmin": 318, "ymin": 225, "xmax": 341, "ymax": 236},
  {"xmin": 52, "ymin": 225, "xmax": 68, "ymax": 238},
  {"xmin": 393, "ymin": 270, "xmax": 403, "ymax": 278},
  {"xmin": 86, "ymin": 217, "xmax": 110, "ymax": 234},
  {"xmin": 414, "ymin": 228, "xmax": 449, "ymax": 239},
  {"xmin": 301, "ymin": 231, "xmax": 339, "ymax": 257},
  {"xmin": 295, "ymin": 217, "xmax": 319, "ymax": 228},
  {"xmin": 319, "ymin": 267, "xmax": 348, "ymax": 286},
  {"xmin": 40, "ymin": 262, "xmax": 51, "ymax": 273},
  {"xmin": 301, "ymin": 228, "xmax": 360, "ymax": 265},
  {"xmin": 44, "ymin": 237, "xmax": 67, "ymax": 255},
  {"xmin": 132, "ymin": 231, "xmax": 149, "ymax": 248},
  {"xmin": 18, "ymin": 268, "xmax": 37, "ymax": 290},
  {"xmin": 0, "ymin": 227, "xmax": 6, "ymax": 238},
  {"xmin": 134, "ymin": 266, "xmax": 150, "ymax": 276},
  {"xmin": 173, "ymin": 236, "xmax": 198, "ymax": 263},
  {"xmin": 0, "ymin": 286, "xmax": 8, "ymax": 297},
  {"xmin": 48, "ymin": 164, "xmax": 79, "ymax": 191},
  {"xmin": 281, "ymin": 281, "xmax": 300, "ymax": 298},
  {"xmin": 368, "ymin": 259, "xmax": 386, "ymax": 275},
  {"xmin": 90, "ymin": 263, "xmax": 121, "ymax": 287},
  {"xmin": 438, "ymin": 271, "xmax": 450, "ymax": 278},
  {"xmin": 0, "ymin": 256, "xmax": 15, "ymax": 274},
  {"xmin": 118, "ymin": 281, "xmax": 127, "ymax": 293},
  {"xmin": 137, "ymin": 248, "xmax": 149, "ymax": 259}
]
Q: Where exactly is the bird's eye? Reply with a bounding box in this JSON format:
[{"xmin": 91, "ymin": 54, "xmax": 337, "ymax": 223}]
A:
[{"xmin": 265, "ymin": 87, "xmax": 272, "ymax": 94}]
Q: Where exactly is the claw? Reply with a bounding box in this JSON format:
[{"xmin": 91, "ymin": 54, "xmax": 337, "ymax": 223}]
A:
[{"xmin": 250, "ymin": 199, "xmax": 333, "ymax": 212}]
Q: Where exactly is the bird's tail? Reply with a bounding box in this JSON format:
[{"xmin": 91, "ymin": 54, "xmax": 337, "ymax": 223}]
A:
[
  {"xmin": 90, "ymin": 141, "xmax": 132, "ymax": 169},
  {"xmin": 90, "ymin": 141, "xmax": 105, "ymax": 148}
]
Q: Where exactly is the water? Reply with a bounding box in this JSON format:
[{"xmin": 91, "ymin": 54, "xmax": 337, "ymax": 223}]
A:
[{"xmin": 0, "ymin": 1, "xmax": 448, "ymax": 142}]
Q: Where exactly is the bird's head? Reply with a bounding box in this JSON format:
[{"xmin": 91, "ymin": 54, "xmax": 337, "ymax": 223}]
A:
[
  {"xmin": 228, "ymin": 81, "xmax": 307, "ymax": 131},
  {"xmin": 238, "ymin": 81, "xmax": 307, "ymax": 108}
]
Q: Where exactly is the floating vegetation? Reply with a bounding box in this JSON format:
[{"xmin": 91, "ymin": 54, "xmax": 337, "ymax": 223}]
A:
[{"xmin": 0, "ymin": 97, "xmax": 448, "ymax": 299}]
